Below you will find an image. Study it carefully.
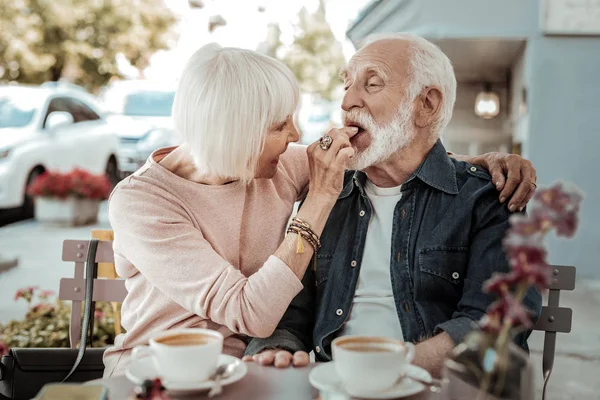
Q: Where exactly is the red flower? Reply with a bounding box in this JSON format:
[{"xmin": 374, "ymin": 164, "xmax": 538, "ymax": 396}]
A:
[
  {"xmin": 487, "ymin": 294, "xmax": 533, "ymax": 331},
  {"xmin": 531, "ymin": 182, "xmax": 583, "ymax": 238},
  {"xmin": 480, "ymin": 310, "xmax": 503, "ymax": 335},
  {"xmin": 39, "ymin": 290, "xmax": 55, "ymax": 300},
  {"xmin": 0, "ymin": 341, "xmax": 9, "ymax": 357},
  {"xmin": 14, "ymin": 286, "xmax": 37, "ymax": 302},
  {"xmin": 27, "ymin": 169, "xmax": 112, "ymax": 201},
  {"xmin": 483, "ymin": 273, "xmax": 520, "ymax": 296}
]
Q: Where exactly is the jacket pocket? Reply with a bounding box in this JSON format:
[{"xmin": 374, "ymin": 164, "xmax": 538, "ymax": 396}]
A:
[{"xmin": 417, "ymin": 247, "xmax": 468, "ymax": 303}]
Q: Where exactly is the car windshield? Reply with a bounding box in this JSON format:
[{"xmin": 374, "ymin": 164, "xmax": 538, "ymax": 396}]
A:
[
  {"xmin": 123, "ymin": 90, "xmax": 175, "ymax": 117},
  {"xmin": 0, "ymin": 95, "xmax": 37, "ymax": 128}
]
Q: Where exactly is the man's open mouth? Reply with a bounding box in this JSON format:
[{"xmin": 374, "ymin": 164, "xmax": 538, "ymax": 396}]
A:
[{"xmin": 345, "ymin": 122, "xmax": 366, "ymax": 136}]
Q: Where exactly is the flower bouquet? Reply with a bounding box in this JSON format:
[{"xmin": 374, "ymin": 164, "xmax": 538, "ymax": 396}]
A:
[{"xmin": 444, "ymin": 181, "xmax": 583, "ymax": 399}]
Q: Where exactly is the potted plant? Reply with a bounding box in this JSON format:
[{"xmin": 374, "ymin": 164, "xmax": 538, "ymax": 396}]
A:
[
  {"xmin": 27, "ymin": 168, "xmax": 112, "ymax": 226},
  {"xmin": 443, "ymin": 181, "xmax": 583, "ymax": 400}
]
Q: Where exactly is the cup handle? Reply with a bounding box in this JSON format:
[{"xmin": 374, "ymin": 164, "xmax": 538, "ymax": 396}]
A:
[
  {"xmin": 131, "ymin": 345, "xmax": 153, "ymax": 362},
  {"xmin": 405, "ymin": 342, "xmax": 416, "ymax": 364}
]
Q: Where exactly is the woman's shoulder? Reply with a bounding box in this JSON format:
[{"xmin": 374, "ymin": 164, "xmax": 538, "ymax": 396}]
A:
[{"xmin": 108, "ymin": 165, "xmax": 183, "ymax": 217}]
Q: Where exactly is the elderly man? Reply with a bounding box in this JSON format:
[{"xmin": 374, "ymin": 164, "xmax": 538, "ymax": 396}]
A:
[{"xmin": 243, "ymin": 33, "xmax": 541, "ymax": 376}]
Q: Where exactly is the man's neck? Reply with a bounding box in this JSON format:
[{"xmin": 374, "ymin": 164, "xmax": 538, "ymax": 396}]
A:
[{"xmin": 363, "ymin": 138, "xmax": 436, "ymax": 188}]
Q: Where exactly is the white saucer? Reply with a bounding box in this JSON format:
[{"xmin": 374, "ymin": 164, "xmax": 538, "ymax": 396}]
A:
[
  {"xmin": 125, "ymin": 354, "xmax": 247, "ymax": 394},
  {"xmin": 309, "ymin": 363, "xmax": 431, "ymax": 399}
]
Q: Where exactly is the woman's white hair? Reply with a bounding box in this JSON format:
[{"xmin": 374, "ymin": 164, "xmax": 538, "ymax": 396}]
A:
[
  {"xmin": 361, "ymin": 33, "xmax": 457, "ymax": 137},
  {"xmin": 172, "ymin": 43, "xmax": 299, "ymax": 183}
]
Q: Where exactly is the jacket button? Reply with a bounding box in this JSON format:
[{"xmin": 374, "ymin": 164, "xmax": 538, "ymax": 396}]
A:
[
  {"xmin": 359, "ymin": 210, "xmax": 365, "ymax": 217},
  {"xmin": 452, "ymin": 272, "xmax": 460, "ymax": 279},
  {"xmin": 470, "ymin": 166, "xmax": 477, "ymax": 172},
  {"xmin": 336, "ymin": 309, "xmax": 343, "ymax": 316},
  {"xmin": 315, "ymin": 346, "xmax": 321, "ymax": 353},
  {"xmin": 350, "ymin": 260, "xmax": 357, "ymax": 267}
]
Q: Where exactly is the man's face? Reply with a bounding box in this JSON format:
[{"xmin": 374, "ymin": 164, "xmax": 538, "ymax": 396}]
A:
[{"xmin": 341, "ymin": 40, "xmax": 417, "ymax": 170}]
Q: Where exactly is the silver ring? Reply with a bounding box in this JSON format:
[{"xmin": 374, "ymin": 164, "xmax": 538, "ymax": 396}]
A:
[{"xmin": 319, "ymin": 135, "xmax": 333, "ymax": 151}]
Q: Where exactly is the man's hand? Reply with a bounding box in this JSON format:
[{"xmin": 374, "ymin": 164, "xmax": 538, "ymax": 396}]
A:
[
  {"xmin": 458, "ymin": 152, "xmax": 537, "ymax": 212},
  {"xmin": 242, "ymin": 349, "xmax": 310, "ymax": 368}
]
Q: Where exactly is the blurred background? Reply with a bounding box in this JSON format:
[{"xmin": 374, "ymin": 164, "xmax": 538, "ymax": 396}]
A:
[{"xmin": 0, "ymin": 1, "xmax": 599, "ymax": 398}]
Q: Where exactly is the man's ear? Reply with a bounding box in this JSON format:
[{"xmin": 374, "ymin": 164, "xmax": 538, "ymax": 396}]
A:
[{"xmin": 414, "ymin": 87, "xmax": 443, "ymax": 129}]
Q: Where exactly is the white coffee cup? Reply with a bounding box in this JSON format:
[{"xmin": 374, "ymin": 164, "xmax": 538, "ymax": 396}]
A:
[
  {"xmin": 332, "ymin": 335, "xmax": 416, "ymax": 394},
  {"xmin": 131, "ymin": 328, "xmax": 223, "ymax": 383}
]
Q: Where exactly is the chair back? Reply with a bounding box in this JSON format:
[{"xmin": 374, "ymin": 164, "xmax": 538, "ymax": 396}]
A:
[
  {"xmin": 532, "ymin": 265, "xmax": 576, "ymax": 400},
  {"xmin": 60, "ymin": 240, "xmax": 127, "ymax": 348}
]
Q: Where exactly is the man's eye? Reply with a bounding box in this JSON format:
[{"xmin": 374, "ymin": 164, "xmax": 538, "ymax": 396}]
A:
[{"xmin": 276, "ymin": 122, "xmax": 287, "ymax": 131}]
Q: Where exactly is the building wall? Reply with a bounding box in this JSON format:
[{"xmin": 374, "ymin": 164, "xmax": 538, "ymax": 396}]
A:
[
  {"xmin": 347, "ymin": 0, "xmax": 537, "ymax": 44},
  {"xmin": 527, "ymin": 36, "xmax": 600, "ymax": 278}
]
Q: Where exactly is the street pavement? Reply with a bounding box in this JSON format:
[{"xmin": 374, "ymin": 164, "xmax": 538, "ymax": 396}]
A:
[{"xmin": 0, "ymin": 203, "xmax": 599, "ymax": 399}]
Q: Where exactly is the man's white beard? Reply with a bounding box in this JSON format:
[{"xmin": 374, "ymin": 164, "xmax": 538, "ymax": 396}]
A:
[{"xmin": 345, "ymin": 104, "xmax": 415, "ymax": 171}]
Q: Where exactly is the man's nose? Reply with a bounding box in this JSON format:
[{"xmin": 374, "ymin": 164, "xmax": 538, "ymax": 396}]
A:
[{"xmin": 341, "ymin": 85, "xmax": 364, "ymax": 112}]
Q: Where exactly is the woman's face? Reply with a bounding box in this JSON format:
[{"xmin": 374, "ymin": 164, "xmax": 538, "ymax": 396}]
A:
[{"xmin": 255, "ymin": 115, "xmax": 300, "ymax": 179}]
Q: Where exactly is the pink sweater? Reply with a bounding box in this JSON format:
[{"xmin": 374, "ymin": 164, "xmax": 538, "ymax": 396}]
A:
[{"xmin": 103, "ymin": 144, "xmax": 309, "ymax": 377}]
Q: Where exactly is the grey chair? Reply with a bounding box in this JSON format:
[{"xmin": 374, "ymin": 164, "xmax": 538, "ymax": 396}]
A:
[
  {"xmin": 60, "ymin": 239, "xmax": 127, "ymax": 348},
  {"xmin": 532, "ymin": 265, "xmax": 576, "ymax": 400}
]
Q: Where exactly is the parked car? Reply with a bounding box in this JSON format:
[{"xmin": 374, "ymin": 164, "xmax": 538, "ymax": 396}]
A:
[
  {"xmin": 0, "ymin": 83, "xmax": 120, "ymax": 216},
  {"xmin": 101, "ymin": 80, "xmax": 181, "ymax": 177}
]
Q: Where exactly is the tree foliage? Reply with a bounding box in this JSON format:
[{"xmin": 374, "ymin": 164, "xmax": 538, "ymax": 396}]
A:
[{"xmin": 0, "ymin": 0, "xmax": 178, "ymax": 92}]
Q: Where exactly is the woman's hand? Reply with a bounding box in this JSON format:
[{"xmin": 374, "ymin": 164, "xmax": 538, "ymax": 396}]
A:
[
  {"xmin": 242, "ymin": 349, "xmax": 310, "ymax": 368},
  {"xmin": 306, "ymin": 127, "xmax": 357, "ymax": 200}
]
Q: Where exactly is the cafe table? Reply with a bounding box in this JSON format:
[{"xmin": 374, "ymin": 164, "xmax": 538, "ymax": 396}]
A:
[{"xmin": 88, "ymin": 363, "xmax": 445, "ymax": 400}]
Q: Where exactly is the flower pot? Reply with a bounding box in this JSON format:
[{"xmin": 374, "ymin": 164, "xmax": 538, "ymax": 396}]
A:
[
  {"xmin": 34, "ymin": 197, "xmax": 100, "ymax": 226},
  {"xmin": 442, "ymin": 332, "xmax": 535, "ymax": 400}
]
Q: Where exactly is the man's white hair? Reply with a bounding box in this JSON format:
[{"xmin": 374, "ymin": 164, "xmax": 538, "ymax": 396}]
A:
[
  {"xmin": 172, "ymin": 43, "xmax": 299, "ymax": 183},
  {"xmin": 361, "ymin": 33, "xmax": 457, "ymax": 137}
]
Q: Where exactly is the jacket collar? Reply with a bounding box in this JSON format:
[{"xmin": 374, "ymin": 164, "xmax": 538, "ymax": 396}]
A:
[{"xmin": 339, "ymin": 140, "xmax": 458, "ymax": 199}]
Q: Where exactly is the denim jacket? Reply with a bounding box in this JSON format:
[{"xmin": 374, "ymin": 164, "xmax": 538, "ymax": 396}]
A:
[{"xmin": 246, "ymin": 141, "xmax": 542, "ymax": 361}]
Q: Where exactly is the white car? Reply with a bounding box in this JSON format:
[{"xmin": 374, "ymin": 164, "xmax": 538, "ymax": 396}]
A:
[
  {"xmin": 101, "ymin": 80, "xmax": 182, "ymax": 176},
  {"xmin": 0, "ymin": 83, "xmax": 120, "ymax": 216}
]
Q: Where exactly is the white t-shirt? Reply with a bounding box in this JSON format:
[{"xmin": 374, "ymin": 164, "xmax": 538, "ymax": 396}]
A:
[{"xmin": 339, "ymin": 180, "xmax": 404, "ymax": 340}]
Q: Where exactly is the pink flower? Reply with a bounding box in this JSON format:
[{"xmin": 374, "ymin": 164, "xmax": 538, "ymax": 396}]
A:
[
  {"xmin": 14, "ymin": 289, "xmax": 24, "ymax": 301},
  {"xmin": 531, "ymin": 182, "xmax": 583, "ymax": 238},
  {"xmin": 0, "ymin": 341, "xmax": 9, "ymax": 356},
  {"xmin": 483, "ymin": 273, "xmax": 520, "ymax": 296},
  {"xmin": 487, "ymin": 294, "xmax": 533, "ymax": 330},
  {"xmin": 14, "ymin": 286, "xmax": 37, "ymax": 302},
  {"xmin": 507, "ymin": 214, "xmax": 545, "ymax": 237},
  {"xmin": 480, "ymin": 311, "xmax": 503, "ymax": 335},
  {"xmin": 39, "ymin": 290, "xmax": 55, "ymax": 300}
]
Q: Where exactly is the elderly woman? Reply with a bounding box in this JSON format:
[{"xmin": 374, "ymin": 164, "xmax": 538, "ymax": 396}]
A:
[{"xmin": 103, "ymin": 43, "xmax": 535, "ymax": 377}]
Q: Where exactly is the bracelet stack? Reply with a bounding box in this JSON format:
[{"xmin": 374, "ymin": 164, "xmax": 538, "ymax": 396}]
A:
[{"xmin": 286, "ymin": 218, "xmax": 321, "ymax": 254}]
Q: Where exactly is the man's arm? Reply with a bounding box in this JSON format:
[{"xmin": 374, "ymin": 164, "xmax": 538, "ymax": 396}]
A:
[
  {"xmin": 432, "ymin": 182, "xmax": 542, "ymax": 368},
  {"xmin": 244, "ymin": 265, "xmax": 316, "ymax": 356}
]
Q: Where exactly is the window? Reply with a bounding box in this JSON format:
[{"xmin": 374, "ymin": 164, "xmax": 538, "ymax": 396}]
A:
[
  {"xmin": 43, "ymin": 97, "xmax": 72, "ymax": 128},
  {"xmin": 123, "ymin": 90, "xmax": 175, "ymax": 117},
  {"xmin": 67, "ymin": 99, "xmax": 100, "ymax": 122},
  {"xmin": 43, "ymin": 97, "xmax": 100, "ymax": 127}
]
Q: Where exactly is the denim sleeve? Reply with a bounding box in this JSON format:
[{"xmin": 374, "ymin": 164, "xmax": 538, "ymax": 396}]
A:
[
  {"xmin": 245, "ymin": 266, "xmax": 316, "ymax": 356},
  {"xmin": 434, "ymin": 184, "xmax": 542, "ymax": 350}
]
